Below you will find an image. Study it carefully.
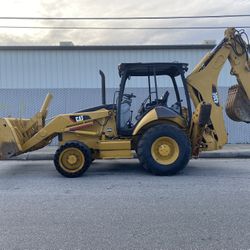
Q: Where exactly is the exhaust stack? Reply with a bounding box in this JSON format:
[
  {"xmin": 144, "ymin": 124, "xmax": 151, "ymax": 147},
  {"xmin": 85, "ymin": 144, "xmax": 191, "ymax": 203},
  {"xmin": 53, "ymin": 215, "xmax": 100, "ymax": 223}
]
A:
[{"xmin": 99, "ymin": 70, "xmax": 106, "ymax": 105}]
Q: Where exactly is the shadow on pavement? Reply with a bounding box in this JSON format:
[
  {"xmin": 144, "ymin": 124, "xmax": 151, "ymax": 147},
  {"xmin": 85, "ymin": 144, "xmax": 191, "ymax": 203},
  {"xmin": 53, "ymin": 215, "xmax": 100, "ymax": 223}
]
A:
[{"xmin": 0, "ymin": 159, "xmax": 249, "ymax": 179}]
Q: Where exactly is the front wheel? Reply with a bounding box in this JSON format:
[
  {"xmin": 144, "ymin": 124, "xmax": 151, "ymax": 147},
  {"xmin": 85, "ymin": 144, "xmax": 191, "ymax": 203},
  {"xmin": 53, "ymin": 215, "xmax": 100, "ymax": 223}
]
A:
[
  {"xmin": 54, "ymin": 142, "xmax": 92, "ymax": 178},
  {"xmin": 137, "ymin": 124, "xmax": 191, "ymax": 175}
]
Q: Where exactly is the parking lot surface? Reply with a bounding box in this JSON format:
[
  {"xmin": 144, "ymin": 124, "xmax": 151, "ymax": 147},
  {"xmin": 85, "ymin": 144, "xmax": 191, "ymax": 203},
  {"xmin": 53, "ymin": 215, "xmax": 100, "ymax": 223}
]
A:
[{"xmin": 0, "ymin": 159, "xmax": 250, "ymax": 250}]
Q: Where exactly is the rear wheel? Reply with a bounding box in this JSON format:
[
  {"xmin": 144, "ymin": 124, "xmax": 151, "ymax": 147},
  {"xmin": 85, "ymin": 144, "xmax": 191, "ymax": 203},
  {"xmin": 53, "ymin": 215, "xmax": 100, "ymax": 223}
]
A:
[
  {"xmin": 54, "ymin": 142, "xmax": 91, "ymax": 178},
  {"xmin": 137, "ymin": 124, "xmax": 190, "ymax": 175}
]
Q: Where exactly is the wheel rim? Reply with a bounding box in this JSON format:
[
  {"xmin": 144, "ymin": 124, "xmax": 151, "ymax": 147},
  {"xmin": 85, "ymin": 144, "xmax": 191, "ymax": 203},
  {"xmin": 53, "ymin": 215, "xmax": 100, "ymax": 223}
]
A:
[
  {"xmin": 59, "ymin": 147, "xmax": 85, "ymax": 173},
  {"xmin": 151, "ymin": 136, "xmax": 179, "ymax": 165}
]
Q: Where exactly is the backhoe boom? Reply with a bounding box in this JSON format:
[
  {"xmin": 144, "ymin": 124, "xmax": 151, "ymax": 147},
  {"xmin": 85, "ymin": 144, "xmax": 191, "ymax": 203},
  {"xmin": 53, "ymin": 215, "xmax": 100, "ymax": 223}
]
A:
[{"xmin": 187, "ymin": 28, "xmax": 250, "ymax": 151}]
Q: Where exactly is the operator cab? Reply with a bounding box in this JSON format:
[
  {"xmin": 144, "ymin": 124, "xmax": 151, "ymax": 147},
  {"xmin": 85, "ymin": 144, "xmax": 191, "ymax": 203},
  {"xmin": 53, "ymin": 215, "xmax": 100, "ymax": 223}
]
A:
[{"xmin": 116, "ymin": 62, "xmax": 191, "ymax": 136}]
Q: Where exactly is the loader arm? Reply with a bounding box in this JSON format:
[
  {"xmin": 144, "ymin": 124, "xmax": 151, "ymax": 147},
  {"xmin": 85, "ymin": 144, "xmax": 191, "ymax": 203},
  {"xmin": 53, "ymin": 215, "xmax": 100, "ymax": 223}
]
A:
[{"xmin": 187, "ymin": 28, "xmax": 250, "ymax": 151}]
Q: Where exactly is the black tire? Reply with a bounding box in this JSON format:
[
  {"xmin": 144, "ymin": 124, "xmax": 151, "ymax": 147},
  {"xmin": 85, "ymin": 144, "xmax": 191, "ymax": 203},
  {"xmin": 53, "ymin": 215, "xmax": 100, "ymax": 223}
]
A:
[
  {"xmin": 137, "ymin": 124, "xmax": 191, "ymax": 175},
  {"xmin": 54, "ymin": 141, "xmax": 92, "ymax": 178}
]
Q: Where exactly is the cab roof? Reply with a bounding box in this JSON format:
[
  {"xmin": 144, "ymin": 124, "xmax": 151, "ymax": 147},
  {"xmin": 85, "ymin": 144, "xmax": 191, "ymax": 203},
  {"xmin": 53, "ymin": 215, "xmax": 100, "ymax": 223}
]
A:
[{"xmin": 118, "ymin": 62, "xmax": 188, "ymax": 77}]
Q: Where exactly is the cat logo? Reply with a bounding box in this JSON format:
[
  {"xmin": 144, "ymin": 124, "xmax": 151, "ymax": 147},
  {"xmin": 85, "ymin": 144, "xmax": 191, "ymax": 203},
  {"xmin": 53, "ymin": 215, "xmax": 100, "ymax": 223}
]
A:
[
  {"xmin": 75, "ymin": 116, "xmax": 85, "ymax": 122},
  {"xmin": 69, "ymin": 115, "xmax": 91, "ymax": 123},
  {"xmin": 212, "ymin": 92, "xmax": 219, "ymax": 104},
  {"xmin": 106, "ymin": 128, "xmax": 112, "ymax": 132},
  {"xmin": 212, "ymin": 85, "xmax": 220, "ymax": 106}
]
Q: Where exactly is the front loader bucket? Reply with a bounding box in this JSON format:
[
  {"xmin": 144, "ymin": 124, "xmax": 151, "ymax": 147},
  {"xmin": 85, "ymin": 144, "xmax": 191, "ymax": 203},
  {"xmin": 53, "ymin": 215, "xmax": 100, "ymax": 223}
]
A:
[
  {"xmin": 0, "ymin": 93, "xmax": 53, "ymax": 160},
  {"xmin": 0, "ymin": 118, "xmax": 21, "ymax": 159},
  {"xmin": 226, "ymin": 84, "xmax": 250, "ymax": 123}
]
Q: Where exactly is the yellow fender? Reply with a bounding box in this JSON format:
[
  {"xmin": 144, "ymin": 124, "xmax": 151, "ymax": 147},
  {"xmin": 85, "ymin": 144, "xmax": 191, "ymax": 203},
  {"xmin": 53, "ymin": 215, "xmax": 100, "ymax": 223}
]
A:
[
  {"xmin": 133, "ymin": 107, "xmax": 186, "ymax": 136},
  {"xmin": 133, "ymin": 109, "xmax": 158, "ymax": 135}
]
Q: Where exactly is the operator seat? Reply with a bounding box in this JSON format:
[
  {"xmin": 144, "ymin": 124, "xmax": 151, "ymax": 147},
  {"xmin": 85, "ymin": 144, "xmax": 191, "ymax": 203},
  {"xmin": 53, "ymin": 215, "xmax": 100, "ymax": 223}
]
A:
[{"xmin": 160, "ymin": 90, "xmax": 169, "ymax": 106}]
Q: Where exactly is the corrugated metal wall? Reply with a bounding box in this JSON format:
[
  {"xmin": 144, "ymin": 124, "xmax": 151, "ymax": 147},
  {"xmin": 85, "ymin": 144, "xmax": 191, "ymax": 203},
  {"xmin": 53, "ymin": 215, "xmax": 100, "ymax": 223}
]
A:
[
  {"xmin": 0, "ymin": 46, "xmax": 248, "ymax": 143},
  {"xmin": 0, "ymin": 47, "xmax": 234, "ymax": 88}
]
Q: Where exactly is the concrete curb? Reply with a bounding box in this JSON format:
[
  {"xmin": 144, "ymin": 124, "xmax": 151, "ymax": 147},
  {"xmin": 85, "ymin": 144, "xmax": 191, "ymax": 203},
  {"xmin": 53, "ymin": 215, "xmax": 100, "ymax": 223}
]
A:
[
  {"xmin": 10, "ymin": 150, "xmax": 250, "ymax": 161},
  {"xmin": 199, "ymin": 151, "xmax": 250, "ymax": 159},
  {"xmin": 12, "ymin": 154, "xmax": 55, "ymax": 161}
]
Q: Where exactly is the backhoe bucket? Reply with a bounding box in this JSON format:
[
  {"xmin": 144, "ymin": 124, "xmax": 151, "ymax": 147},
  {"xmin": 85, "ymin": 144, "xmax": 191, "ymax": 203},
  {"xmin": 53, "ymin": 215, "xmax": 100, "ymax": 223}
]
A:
[{"xmin": 226, "ymin": 84, "xmax": 250, "ymax": 123}]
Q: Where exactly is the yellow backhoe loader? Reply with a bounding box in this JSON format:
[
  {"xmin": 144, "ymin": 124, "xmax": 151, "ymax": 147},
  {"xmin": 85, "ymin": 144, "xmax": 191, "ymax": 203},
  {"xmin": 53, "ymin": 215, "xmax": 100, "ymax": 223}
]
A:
[{"xmin": 0, "ymin": 27, "xmax": 249, "ymax": 177}]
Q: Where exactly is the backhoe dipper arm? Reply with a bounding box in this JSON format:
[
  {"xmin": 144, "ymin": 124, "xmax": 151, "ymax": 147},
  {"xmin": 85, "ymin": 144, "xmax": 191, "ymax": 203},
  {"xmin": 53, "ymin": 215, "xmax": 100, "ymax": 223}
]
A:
[{"xmin": 187, "ymin": 28, "xmax": 250, "ymax": 151}]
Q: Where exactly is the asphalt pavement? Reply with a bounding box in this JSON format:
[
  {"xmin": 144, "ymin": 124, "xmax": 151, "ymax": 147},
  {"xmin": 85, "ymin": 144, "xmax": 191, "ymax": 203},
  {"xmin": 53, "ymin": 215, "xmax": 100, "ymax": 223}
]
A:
[{"xmin": 0, "ymin": 158, "xmax": 250, "ymax": 250}]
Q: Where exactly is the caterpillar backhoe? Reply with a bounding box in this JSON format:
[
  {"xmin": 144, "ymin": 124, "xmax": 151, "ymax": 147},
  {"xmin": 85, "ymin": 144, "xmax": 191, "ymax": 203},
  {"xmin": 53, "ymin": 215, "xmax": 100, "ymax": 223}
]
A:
[{"xmin": 0, "ymin": 27, "xmax": 249, "ymax": 177}]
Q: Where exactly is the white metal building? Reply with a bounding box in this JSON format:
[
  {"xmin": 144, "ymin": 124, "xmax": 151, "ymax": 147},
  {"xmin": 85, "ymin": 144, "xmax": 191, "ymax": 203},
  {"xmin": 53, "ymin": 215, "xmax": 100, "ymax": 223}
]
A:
[{"xmin": 0, "ymin": 45, "xmax": 249, "ymax": 143}]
